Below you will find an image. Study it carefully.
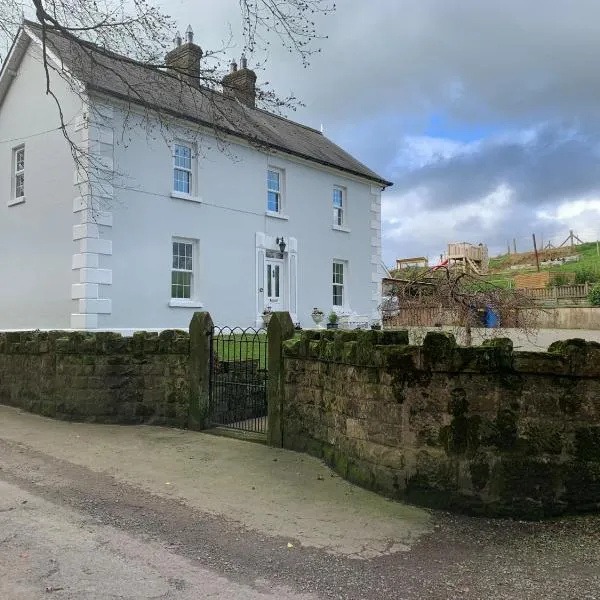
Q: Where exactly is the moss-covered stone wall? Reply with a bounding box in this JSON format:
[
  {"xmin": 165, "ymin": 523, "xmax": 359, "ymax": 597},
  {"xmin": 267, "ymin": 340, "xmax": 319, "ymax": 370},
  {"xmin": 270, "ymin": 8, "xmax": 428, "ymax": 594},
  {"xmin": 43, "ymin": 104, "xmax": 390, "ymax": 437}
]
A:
[
  {"xmin": 281, "ymin": 330, "xmax": 600, "ymax": 519},
  {"xmin": 0, "ymin": 330, "xmax": 191, "ymax": 427}
]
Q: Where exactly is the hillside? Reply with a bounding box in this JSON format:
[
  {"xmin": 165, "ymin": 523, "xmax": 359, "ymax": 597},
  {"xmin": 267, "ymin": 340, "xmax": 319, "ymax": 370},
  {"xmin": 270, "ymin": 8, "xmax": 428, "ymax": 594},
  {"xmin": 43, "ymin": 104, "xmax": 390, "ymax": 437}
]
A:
[{"xmin": 487, "ymin": 243, "xmax": 600, "ymax": 287}]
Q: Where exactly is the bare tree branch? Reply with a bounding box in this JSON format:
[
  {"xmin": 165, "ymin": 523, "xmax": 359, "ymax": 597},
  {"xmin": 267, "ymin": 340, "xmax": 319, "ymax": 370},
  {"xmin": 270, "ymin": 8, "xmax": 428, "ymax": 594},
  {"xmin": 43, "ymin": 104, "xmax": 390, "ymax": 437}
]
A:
[
  {"xmin": 381, "ymin": 267, "xmax": 542, "ymax": 347},
  {"xmin": 0, "ymin": 1, "xmax": 335, "ymax": 215}
]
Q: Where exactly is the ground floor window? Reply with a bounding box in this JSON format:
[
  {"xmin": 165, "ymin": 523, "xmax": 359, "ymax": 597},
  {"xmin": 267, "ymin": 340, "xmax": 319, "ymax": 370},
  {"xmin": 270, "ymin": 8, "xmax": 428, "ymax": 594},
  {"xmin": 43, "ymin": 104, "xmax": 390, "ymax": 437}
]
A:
[
  {"xmin": 171, "ymin": 239, "xmax": 195, "ymax": 299},
  {"xmin": 333, "ymin": 261, "xmax": 345, "ymax": 306}
]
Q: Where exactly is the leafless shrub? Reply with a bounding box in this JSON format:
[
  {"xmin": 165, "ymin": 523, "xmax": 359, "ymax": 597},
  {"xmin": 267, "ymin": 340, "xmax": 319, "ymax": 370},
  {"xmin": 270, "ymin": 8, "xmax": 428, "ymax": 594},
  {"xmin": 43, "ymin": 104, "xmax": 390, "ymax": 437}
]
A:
[{"xmin": 381, "ymin": 267, "xmax": 542, "ymax": 346}]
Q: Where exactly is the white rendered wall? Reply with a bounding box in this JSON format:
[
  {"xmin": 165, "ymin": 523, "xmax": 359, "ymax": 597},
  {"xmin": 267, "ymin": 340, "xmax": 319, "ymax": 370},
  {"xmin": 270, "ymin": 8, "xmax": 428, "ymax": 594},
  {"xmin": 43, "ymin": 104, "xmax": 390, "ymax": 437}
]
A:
[
  {"xmin": 0, "ymin": 41, "xmax": 81, "ymax": 329},
  {"xmin": 101, "ymin": 102, "xmax": 383, "ymax": 330}
]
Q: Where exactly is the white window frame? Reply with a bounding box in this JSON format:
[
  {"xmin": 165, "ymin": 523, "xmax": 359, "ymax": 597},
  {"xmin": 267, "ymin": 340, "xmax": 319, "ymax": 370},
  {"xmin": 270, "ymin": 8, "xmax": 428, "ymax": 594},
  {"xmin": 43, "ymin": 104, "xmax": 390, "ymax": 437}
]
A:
[
  {"xmin": 9, "ymin": 145, "xmax": 25, "ymax": 206},
  {"xmin": 171, "ymin": 142, "xmax": 199, "ymax": 202},
  {"xmin": 332, "ymin": 260, "xmax": 347, "ymax": 308},
  {"xmin": 169, "ymin": 238, "xmax": 203, "ymax": 308},
  {"xmin": 332, "ymin": 185, "xmax": 350, "ymax": 232},
  {"xmin": 266, "ymin": 167, "xmax": 285, "ymax": 217},
  {"xmin": 333, "ymin": 186, "xmax": 344, "ymax": 225}
]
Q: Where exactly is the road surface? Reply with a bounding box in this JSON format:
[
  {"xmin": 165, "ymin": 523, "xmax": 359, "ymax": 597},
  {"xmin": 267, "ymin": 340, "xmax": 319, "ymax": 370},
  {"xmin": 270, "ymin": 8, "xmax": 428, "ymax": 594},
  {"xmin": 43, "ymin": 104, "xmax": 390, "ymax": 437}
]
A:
[{"xmin": 1, "ymin": 405, "xmax": 599, "ymax": 599}]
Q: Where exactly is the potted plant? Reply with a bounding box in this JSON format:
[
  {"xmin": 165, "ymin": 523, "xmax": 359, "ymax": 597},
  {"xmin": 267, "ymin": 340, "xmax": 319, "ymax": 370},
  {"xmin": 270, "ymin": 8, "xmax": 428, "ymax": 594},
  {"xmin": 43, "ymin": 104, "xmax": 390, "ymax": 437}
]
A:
[
  {"xmin": 311, "ymin": 307, "xmax": 325, "ymax": 328},
  {"xmin": 262, "ymin": 306, "xmax": 273, "ymax": 326},
  {"xmin": 327, "ymin": 311, "xmax": 339, "ymax": 330}
]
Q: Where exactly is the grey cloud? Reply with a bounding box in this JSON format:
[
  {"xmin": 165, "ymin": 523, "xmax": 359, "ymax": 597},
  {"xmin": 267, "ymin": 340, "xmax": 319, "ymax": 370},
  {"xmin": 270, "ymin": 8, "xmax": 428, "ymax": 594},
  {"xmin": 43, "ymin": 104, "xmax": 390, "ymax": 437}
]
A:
[
  {"xmin": 166, "ymin": 1, "xmax": 600, "ymax": 126},
  {"xmin": 165, "ymin": 1, "xmax": 600, "ymax": 262},
  {"xmin": 393, "ymin": 125, "xmax": 600, "ymax": 210}
]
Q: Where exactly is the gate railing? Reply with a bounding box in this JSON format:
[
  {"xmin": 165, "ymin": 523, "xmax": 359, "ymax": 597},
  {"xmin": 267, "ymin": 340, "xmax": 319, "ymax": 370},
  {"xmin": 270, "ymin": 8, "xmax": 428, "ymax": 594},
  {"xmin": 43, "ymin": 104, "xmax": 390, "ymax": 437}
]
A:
[{"xmin": 208, "ymin": 326, "xmax": 268, "ymax": 434}]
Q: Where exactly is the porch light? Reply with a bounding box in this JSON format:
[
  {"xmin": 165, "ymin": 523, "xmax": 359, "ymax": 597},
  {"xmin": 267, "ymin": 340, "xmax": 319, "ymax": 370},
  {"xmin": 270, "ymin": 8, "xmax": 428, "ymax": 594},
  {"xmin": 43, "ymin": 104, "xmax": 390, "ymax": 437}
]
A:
[{"xmin": 276, "ymin": 236, "xmax": 286, "ymax": 253}]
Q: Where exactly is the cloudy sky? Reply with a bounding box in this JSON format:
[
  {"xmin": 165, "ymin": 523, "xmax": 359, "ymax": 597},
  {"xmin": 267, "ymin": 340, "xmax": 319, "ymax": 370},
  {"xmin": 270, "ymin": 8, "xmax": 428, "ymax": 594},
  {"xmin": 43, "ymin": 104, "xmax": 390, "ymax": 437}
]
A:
[{"xmin": 165, "ymin": 0, "xmax": 600, "ymax": 265}]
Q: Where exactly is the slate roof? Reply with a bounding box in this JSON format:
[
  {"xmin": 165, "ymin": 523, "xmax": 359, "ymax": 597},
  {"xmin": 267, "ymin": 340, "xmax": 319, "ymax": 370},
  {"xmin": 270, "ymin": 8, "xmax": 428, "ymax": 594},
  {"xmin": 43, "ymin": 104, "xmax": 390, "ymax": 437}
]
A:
[{"xmin": 24, "ymin": 21, "xmax": 391, "ymax": 186}]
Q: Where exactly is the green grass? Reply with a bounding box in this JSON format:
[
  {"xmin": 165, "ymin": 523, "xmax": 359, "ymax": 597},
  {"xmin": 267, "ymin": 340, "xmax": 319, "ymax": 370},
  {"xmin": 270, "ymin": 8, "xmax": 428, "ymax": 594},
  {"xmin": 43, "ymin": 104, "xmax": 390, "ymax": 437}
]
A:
[
  {"xmin": 486, "ymin": 243, "xmax": 600, "ymax": 287},
  {"xmin": 213, "ymin": 333, "xmax": 268, "ymax": 368}
]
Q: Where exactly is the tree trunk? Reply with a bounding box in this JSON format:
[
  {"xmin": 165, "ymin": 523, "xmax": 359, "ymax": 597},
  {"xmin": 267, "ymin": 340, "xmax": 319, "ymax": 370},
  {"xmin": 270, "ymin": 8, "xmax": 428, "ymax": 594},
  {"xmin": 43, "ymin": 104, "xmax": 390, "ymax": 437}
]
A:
[{"xmin": 464, "ymin": 320, "xmax": 472, "ymax": 347}]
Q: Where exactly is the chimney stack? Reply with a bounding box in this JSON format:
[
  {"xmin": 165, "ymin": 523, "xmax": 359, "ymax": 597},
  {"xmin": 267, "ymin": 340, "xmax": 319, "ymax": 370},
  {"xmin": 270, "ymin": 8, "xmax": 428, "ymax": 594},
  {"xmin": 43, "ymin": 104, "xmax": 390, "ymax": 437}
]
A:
[
  {"xmin": 165, "ymin": 24, "xmax": 202, "ymax": 88},
  {"xmin": 222, "ymin": 53, "xmax": 257, "ymax": 108}
]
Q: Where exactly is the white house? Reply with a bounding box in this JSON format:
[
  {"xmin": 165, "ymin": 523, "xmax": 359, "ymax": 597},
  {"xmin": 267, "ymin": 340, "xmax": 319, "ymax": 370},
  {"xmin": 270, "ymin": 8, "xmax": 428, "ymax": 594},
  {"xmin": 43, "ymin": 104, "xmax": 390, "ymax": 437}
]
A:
[{"xmin": 0, "ymin": 22, "xmax": 391, "ymax": 331}]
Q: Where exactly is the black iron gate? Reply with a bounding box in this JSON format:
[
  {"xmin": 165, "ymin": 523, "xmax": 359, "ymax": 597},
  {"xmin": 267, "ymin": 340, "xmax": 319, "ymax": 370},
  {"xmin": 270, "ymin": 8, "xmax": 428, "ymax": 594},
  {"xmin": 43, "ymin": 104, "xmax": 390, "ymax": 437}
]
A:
[{"xmin": 208, "ymin": 326, "xmax": 268, "ymax": 434}]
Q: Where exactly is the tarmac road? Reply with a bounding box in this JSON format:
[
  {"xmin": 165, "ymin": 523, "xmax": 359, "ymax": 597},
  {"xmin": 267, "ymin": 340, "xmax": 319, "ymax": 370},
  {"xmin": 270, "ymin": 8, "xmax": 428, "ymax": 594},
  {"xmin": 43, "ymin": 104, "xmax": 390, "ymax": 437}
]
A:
[{"xmin": 1, "ymin": 405, "xmax": 599, "ymax": 599}]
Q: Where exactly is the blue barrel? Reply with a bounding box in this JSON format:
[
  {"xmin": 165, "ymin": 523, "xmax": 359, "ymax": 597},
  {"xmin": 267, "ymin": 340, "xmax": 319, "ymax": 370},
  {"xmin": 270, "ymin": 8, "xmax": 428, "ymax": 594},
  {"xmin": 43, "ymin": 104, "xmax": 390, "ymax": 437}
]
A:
[{"xmin": 485, "ymin": 306, "xmax": 499, "ymax": 328}]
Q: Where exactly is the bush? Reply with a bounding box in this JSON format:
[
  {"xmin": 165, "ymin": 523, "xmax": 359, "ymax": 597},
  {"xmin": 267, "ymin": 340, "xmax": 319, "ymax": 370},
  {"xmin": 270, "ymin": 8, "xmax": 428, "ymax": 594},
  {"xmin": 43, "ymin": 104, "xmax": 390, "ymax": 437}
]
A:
[
  {"xmin": 575, "ymin": 266, "xmax": 600, "ymax": 284},
  {"xmin": 549, "ymin": 273, "xmax": 571, "ymax": 287},
  {"xmin": 589, "ymin": 284, "xmax": 600, "ymax": 306}
]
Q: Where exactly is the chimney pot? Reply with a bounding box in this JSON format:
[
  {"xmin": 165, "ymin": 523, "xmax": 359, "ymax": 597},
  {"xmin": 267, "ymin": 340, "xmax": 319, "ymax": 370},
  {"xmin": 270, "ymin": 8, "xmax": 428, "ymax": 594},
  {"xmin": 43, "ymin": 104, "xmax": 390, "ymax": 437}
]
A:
[
  {"xmin": 222, "ymin": 56, "xmax": 257, "ymax": 108},
  {"xmin": 230, "ymin": 59, "xmax": 237, "ymax": 73},
  {"xmin": 165, "ymin": 25, "xmax": 202, "ymax": 88}
]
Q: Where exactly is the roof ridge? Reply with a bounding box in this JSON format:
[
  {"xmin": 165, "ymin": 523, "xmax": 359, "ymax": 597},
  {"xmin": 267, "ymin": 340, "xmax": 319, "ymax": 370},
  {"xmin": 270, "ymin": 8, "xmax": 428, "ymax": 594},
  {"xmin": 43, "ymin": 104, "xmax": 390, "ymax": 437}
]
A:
[
  {"xmin": 19, "ymin": 19, "xmax": 392, "ymax": 186},
  {"xmin": 23, "ymin": 19, "xmax": 323, "ymax": 135}
]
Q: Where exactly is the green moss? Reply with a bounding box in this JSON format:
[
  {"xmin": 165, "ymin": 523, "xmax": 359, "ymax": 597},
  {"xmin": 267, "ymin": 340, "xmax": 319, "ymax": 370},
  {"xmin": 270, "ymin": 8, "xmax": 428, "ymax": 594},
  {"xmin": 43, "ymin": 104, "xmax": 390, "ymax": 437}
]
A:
[
  {"xmin": 347, "ymin": 459, "xmax": 374, "ymax": 489},
  {"xmin": 522, "ymin": 422, "xmax": 563, "ymax": 456},
  {"xmin": 341, "ymin": 341, "xmax": 358, "ymax": 363},
  {"xmin": 382, "ymin": 330, "xmax": 409, "ymax": 346},
  {"xmin": 482, "ymin": 338, "xmax": 514, "ymax": 351},
  {"xmin": 563, "ymin": 461, "xmax": 600, "ymax": 511},
  {"xmin": 383, "ymin": 345, "xmax": 418, "ymax": 370},
  {"xmin": 548, "ymin": 338, "xmax": 589, "ymax": 354},
  {"xmin": 308, "ymin": 340, "xmax": 321, "ymax": 359},
  {"xmin": 448, "ymin": 387, "xmax": 468, "ymax": 416},
  {"xmin": 574, "ymin": 427, "xmax": 600, "ymax": 461},
  {"xmin": 498, "ymin": 372, "xmax": 523, "ymax": 392},
  {"xmin": 440, "ymin": 414, "xmax": 481, "ymax": 456},
  {"xmin": 558, "ymin": 390, "xmax": 583, "ymax": 415},
  {"xmin": 332, "ymin": 449, "xmax": 349, "ymax": 478},
  {"xmin": 282, "ymin": 338, "xmax": 302, "ymax": 357},
  {"xmin": 422, "ymin": 331, "xmax": 456, "ymax": 366},
  {"xmin": 469, "ymin": 458, "xmax": 490, "ymax": 491},
  {"xmin": 490, "ymin": 456, "xmax": 564, "ymax": 519}
]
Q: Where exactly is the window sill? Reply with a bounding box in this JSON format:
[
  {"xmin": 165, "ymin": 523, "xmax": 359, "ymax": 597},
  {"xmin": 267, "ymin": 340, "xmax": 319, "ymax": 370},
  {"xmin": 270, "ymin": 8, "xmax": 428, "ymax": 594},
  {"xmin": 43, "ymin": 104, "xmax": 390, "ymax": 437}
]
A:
[
  {"xmin": 168, "ymin": 299, "xmax": 204, "ymax": 308},
  {"xmin": 265, "ymin": 210, "xmax": 289, "ymax": 220},
  {"xmin": 171, "ymin": 191, "xmax": 202, "ymax": 203},
  {"xmin": 332, "ymin": 225, "xmax": 351, "ymax": 233},
  {"xmin": 7, "ymin": 196, "xmax": 25, "ymax": 207}
]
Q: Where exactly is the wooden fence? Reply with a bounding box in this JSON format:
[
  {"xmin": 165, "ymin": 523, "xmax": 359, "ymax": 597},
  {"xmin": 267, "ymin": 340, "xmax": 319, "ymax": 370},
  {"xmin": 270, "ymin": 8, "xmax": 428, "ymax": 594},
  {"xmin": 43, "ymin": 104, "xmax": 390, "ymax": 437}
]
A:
[{"xmin": 518, "ymin": 283, "xmax": 590, "ymax": 301}]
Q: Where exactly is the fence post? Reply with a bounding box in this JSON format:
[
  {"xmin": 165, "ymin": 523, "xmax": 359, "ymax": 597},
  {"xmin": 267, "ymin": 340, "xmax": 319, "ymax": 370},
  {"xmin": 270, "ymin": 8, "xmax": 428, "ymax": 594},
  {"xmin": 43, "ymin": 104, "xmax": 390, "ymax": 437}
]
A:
[
  {"xmin": 189, "ymin": 311, "xmax": 213, "ymax": 429},
  {"xmin": 267, "ymin": 311, "xmax": 295, "ymax": 447}
]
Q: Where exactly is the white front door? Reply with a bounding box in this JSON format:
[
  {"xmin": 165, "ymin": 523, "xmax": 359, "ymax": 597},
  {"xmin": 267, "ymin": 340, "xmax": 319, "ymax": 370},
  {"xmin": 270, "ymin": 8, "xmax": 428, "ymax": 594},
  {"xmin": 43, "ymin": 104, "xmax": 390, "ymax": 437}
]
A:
[{"xmin": 265, "ymin": 259, "xmax": 284, "ymax": 310}]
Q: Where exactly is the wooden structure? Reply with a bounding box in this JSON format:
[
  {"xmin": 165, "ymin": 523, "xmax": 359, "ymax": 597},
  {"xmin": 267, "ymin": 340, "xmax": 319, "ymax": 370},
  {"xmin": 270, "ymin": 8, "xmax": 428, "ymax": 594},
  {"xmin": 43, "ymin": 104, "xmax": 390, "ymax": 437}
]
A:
[
  {"xmin": 447, "ymin": 242, "xmax": 489, "ymax": 275},
  {"xmin": 519, "ymin": 283, "xmax": 591, "ymax": 304},
  {"xmin": 395, "ymin": 256, "xmax": 428, "ymax": 270}
]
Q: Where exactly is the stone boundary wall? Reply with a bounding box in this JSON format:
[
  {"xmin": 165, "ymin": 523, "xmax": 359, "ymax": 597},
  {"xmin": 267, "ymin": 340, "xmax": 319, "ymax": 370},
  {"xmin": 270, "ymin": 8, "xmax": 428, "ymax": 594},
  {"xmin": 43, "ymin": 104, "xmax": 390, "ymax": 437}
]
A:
[
  {"xmin": 0, "ymin": 330, "xmax": 192, "ymax": 427},
  {"xmin": 280, "ymin": 329, "xmax": 600, "ymax": 518}
]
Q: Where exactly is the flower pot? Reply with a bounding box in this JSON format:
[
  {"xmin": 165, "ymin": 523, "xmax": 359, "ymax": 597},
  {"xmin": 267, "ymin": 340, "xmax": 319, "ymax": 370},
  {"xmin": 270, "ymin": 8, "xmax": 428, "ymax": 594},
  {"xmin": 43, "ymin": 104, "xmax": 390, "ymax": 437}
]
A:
[
  {"xmin": 311, "ymin": 312, "xmax": 324, "ymax": 328},
  {"xmin": 326, "ymin": 322, "xmax": 338, "ymax": 330}
]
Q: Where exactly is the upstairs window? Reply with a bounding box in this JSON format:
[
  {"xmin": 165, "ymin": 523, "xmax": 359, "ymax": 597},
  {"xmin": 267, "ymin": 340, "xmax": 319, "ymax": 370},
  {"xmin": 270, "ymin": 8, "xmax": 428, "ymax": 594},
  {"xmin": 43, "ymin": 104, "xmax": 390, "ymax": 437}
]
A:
[
  {"xmin": 333, "ymin": 186, "xmax": 345, "ymax": 226},
  {"xmin": 171, "ymin": 240, "xmax": 194, "ymax": 299},
  {"xmin": 267, "ymin": 169, "xmax": 282, "ymax": 212},
  {"xmin": 173, "ymin": 144, "xmax": 192, "ymax": 195},
  {"xmin": 13, "ymin": 146, "xmax": 25, "ymax": 200},
  {"xmin": 333, "ymin": 261, "xmax": 345, "ymax": 307}
]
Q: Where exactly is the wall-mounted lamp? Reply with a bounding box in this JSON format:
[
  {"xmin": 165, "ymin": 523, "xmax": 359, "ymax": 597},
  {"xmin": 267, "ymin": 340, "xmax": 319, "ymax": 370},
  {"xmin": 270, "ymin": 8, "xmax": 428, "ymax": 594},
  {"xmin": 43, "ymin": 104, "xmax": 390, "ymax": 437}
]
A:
[{"xmin": 276, "ymin": 236, "xmax": 286, "ymax": 253}]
